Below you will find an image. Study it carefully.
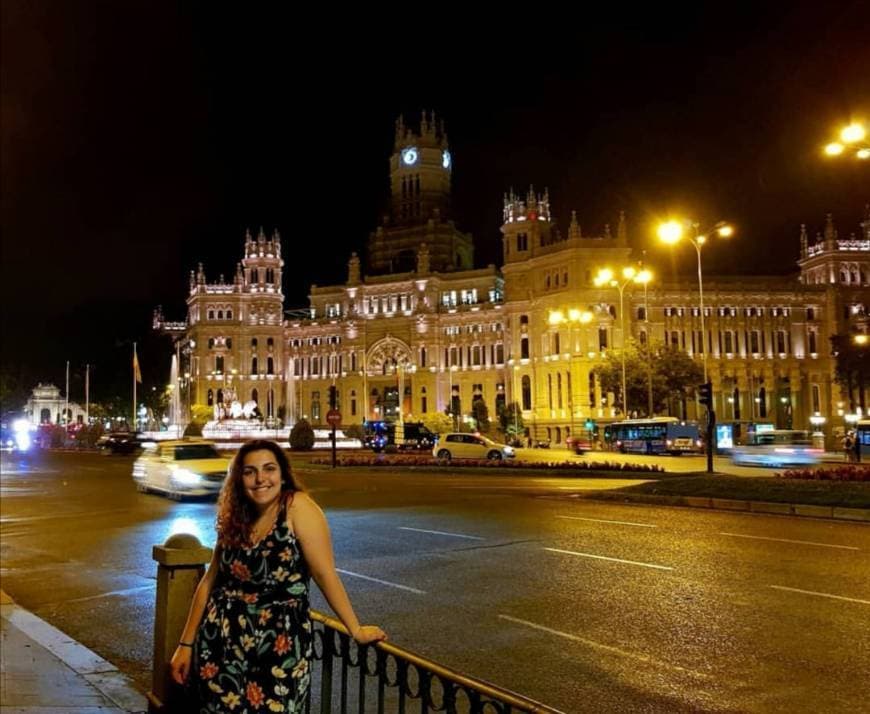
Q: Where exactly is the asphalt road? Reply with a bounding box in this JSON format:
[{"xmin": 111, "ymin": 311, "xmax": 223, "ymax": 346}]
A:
[{"xmin": 1, "ymin": 451, "xmax": 868, "ymax": 713}]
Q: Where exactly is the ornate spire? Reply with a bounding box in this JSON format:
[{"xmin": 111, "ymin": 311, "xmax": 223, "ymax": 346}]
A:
[
  {"xmin": 196, "ymin": 262, "xmax": 205, "ymax": 284},
  {"xmin": 568, "ymin": 210, "xmax": 581, "ymax": 240},
  {"xmin": 257, "ymin": 226, "xmax": 266, "ymax": 243},
  {"xmin": 799, "ymin": 223, "xmax": 808, "ymax": 258},
  {"xmin": 189, "ymin": 270, "xmax": 196, "ymax": 291},
  {"xmin": 617, "ymin": 211, "xmax": 627, "ymax": 243},
  {"xmin": 824, "ymin": 213, "xmax": 836, "ymax": 245},
  {"xmin": 416, "ymin": 243, "xmax": 431, "ymax": 275},
  {"xmin": 347, "ymin": 252, "xmax": 361, "ymax": 285}
]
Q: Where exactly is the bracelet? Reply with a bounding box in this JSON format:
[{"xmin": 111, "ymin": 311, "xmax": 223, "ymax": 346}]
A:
[{"xmin": 178, "ymin": 641, "xmax": 194, "ymax": 648}]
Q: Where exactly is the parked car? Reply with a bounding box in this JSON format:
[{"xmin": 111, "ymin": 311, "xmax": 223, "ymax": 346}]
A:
[
  {"xmin": 133, "ymin": 439, "xmax": 229, "ymax": 499},
  {"xmin": 730, "ymin": 430, "xmax": 822, "ymax": 468},
  {"xmin": 566, "ymin": 435, "xmax": 593, "ymax": 454},
  {"xmin": 98, "ymin": 431, "xmax": 148, "ymax": 455},
  {"xmin": 432, "ymin": 433, "xmax": 516, "ymax": 461}
]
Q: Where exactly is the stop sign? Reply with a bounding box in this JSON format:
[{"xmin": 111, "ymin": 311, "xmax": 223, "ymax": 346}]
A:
[{"xmin": 326, "ymin": 409, "xmax": 341, "ymax": 426}]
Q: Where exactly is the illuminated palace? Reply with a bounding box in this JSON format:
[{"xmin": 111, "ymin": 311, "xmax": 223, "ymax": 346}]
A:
[{"xmin": 157, "ymin": 114, "xmax": 870, "ymax": 445}]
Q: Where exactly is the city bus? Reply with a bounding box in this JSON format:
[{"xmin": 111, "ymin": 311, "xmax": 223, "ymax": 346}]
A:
[
  {"xmin": 856, "ymin": 419, "xmax": 870, "ymax": 458},
  {"xmin": 608, "ymin": 417, "xmax": 703, "ymax": 455}
]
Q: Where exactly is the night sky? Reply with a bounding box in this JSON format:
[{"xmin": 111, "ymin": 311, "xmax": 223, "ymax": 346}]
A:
[{"xmin": 2, "ymin": 2, "xmax": 869, "ymax": 407}]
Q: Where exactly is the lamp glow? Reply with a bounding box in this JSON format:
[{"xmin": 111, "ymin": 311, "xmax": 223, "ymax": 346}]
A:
[
  {"xmin": 841, "ymin": 123, "xmax": 866, "ymax": 143},
  {"xmin": 548, "ymin": 310, "xmax": 565, "ymax": 325},
  {"xmin": 857, "ymin": 148, "xmax": 870, "ymax": 160},
  {"xmin": 657, "ymin": 221, "xmax": 683, "ymax": 244},
  {"xmin": 825, "ymin": 142, "xmax": 845, "ymax": 156}
]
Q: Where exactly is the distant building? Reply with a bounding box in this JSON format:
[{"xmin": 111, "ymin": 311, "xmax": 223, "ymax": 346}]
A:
[
  {"xmin": 157, "ymin": 113, "xmax": 870, "ymax": 446},
  {"xmin": 24, "ymin": 383, "xmax": 85, "ymax": 426}
]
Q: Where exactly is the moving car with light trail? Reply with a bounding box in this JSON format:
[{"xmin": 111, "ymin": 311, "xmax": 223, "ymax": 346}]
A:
[
  {"xmin": 730, "ymin": 429, "xmax": 821, "ymax": 467},
  {"xmin": 133, "ymin": 439, "xmax": 229, "ymax": 499}
]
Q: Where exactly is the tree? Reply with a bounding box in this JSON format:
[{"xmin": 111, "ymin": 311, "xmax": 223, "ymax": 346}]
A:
[
  {"xmin": 420, "ymin": 412, "xmax": 453, "ymax": 435},
  {"xmin": 593, "ymin": 342, "xmax": 703, "ymax": 417},
  {"xmin": 831, "ymin": 334, "xmax": 869, "ymax": 411},
  {"xmin": 184, "ymin": 404, "xmax": 213, "ymax": 437},
  {"xmin": 498, "ymin": 401, "xmax": 525, "ymax": 440},
  {"xmin": 343, "ymin": 423, "xmax": 367, "ymax": 441},
  {"xmin": 471, "ymin": 398, "xmax": 490, "ymax": 433},
  {"xmin": 289, "ymin": 419, "xmax": 315, "ymax": 450}
]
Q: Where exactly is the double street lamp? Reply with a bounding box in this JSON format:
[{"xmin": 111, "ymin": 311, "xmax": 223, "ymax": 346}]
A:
[
  {"xmin": 657, "ymin": 219, "xmax": 734, "ymax": 383},
  {"xmin": 824, "ymin": 122, "xmax": 869, "ymax": 160},
  {"xmin": 593, "ymin": 267, "xmax": 650, "ymax": 419}
]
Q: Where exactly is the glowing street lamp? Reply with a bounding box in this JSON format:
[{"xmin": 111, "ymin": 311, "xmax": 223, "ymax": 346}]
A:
[
  {"xmin": 657, "ymin": 218, "xmax": 734, "ymax": 382},
  {"xmin": 824, "ymin": 122, "xmax": 869, "ymax": 160},
  {"xmin": 593, "ymin": 266, "xmax": 647, "ymax": 418}
]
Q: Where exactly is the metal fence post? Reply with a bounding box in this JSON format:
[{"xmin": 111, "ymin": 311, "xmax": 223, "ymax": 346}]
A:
[{"xmin": 148, "ymin": 533, "xmax": 212, "ymax": 713}]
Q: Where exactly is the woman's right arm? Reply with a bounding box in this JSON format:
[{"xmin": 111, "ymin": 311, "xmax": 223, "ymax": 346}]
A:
[{"xmin": 169, "ymin": 545, "xmax": 221, "ymax": 684}]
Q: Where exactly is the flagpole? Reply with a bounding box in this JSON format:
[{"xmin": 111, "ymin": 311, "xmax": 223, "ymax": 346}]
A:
[
  {"xmin": 65, "ymin": 360, "xmax": 70, "ymax": 425},
  {"xmin": 85, "ymin": 364, "xmax": 90, "ymax": 425},
  {"xmin": 132, "ymin": 343, "xmax": 137, "ymax": 431}
]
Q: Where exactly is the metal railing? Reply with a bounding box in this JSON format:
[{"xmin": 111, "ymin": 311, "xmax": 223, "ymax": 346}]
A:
[{"xmin": 307, "ymin": 610, "xmax": 563, "ymax": 714}]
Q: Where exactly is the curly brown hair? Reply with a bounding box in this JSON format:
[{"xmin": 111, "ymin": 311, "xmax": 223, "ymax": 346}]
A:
[{"xmin": 216, "ymin": 440, "xmax": 304, "ymax": 548}]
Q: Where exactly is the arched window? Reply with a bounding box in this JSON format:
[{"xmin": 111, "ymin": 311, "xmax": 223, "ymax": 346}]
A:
[
  {"xmin": 208, "ymin": 338, "xmax": 215, "ymax": 349},
  {"xmin": 226, "ymin": 338, "xmax": 232, "ymax": 349},
  {"xmin": 555, "ymin": 426, "xmax": 561, "ymax": 444},
  {"xmin": 637, "ymin": 306, "xmax": 646, "ymax": 320},
  {"xmin": 557, "ymin": 373, "xmax": 563, "ymax": 408},
  {"xmin": 217, "ymin": 389, "xmax": 224, "ymax": 404},
  {"xmin": 208, "ymin": 310, "xmax": 214, "ymax": 320},
  {"xmin": 252, "ymin": 269, "xmax": 259, "ymax": 284},
  {"xmin": 40, "ymin": 408, "xmax": 51, "ymax": 423},
  {"xmin": 251, "ymin": 357, "xmax": 258, "ymax": 374},
  {"xmin": 521, "ymin": 336, "xmax": 529, "ymax": 360},
  {"xmin": 267, "ymin": 357, "xmax": 274, "ymax": 375},
  {"xmin": 522, "ymin": 375, "xmax": 532, "ymax": 410},
  {"xmin": 227, "ymin": 310, "xmax": 233, "ymax": 320},
  {"xmin": 217, "ymin": 310, "xmax": 223, "ymax": 319},
  {"xmin": 207, "ymin": 389, "xmax": 214, "ymax": 406},
  {"xmin": 547, "ymin": 374, "xmax": 553, "ymax": 409},
  {"xmin": 267, "ymin": 337, "xmax": 274, "ymax": 348},
  {"xmin": 251, "ymin": 338, "xmax": 258, "ymax": 348},
  {"xmin": 251, "ymin": 388, "xmax": 259, "ymax": 404},
  {"xmin": 609, "ymin": 305, "xmax": 617, "ymax": 319},
  {"xmin": 215, "ymin": 356, "xmax": 224, "ymax": 373}
]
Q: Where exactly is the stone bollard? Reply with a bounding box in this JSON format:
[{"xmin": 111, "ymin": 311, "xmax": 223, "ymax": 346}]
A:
[{"xmin": 148, "ymin": 533, "xmax": 212, "ymax": 713}]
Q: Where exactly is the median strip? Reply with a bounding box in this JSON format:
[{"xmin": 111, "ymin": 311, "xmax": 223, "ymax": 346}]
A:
[
  {"xmin": 543, "ymin": 547, "xmax": 673, "ymax": 571},
  {"xmin": 398, "ymin": 526, "xmax": 484, "ymax": 540},
  {"xmin": 720, "ymin": 532, "xmax": 859, "ymax": 550},
  {"xmin": 336, "ymin": 568, "xmax": 426, "ymax": 594},
  {"xmin": 769, "ymin": 585, "xmax": 870, "ymax": 605},
  {"xmin": 557, "ymin": 515, "xmax": 657, "ymax": 528}
]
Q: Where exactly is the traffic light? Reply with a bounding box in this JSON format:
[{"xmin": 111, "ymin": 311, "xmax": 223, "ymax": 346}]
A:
[{"xmin": 698, "ymin": 382, "xmax": 713, "ymax": 408}]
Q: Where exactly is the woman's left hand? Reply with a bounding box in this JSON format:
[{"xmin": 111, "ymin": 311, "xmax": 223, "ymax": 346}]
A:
[{"xmin": 352, "ymin": 625, "xmax": 387, "ymax": 644}]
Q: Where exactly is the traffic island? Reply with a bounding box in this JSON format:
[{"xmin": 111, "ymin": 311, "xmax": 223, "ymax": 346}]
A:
[{"xmin": 577, "ymin": 474, "xmax": 870, "ymax": 521}]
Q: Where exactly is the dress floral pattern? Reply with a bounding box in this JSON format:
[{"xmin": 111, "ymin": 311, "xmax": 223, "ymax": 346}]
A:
[{"xmin": 192, "ymin": 497, "xmax": 311, "ymax": 713}]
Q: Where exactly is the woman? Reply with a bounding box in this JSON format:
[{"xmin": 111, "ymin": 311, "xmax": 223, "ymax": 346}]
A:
[{"xmin": 170, "ymin": 439, "xmax": 386, "ymax": 712}]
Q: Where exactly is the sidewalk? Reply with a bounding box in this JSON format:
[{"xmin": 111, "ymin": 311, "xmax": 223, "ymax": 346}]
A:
[{"xmin": 0, "ymin": 590, "xmax": 147, "ymax": 713}]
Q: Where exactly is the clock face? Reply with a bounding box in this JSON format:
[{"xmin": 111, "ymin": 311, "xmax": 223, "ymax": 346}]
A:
[
  {"xmin": 402, "ymin": 147, "xmax": 418, "ymax": 166},
  {"xmin": 442, "ymin": 150, "xmax": 451, "ymax": 169}
]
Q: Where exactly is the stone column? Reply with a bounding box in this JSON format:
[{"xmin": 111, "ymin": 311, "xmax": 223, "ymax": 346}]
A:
[{"xmin": 149, "ymin": 534, "xmax": 213, "ymax": 713}]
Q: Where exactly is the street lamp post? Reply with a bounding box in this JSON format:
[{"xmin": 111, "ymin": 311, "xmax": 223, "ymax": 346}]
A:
[
  {"xmin": 448, "ymin": 364, "xmax": 458, "ymax": 430},
  {"xmin": 657, "ymin": 219, "xmax": 733, "ymax": 383},
  {"xmin": 634, "ymin": 269, "xmax": 654, "ymax": 416},
  {"xmin": 594, "ymin": 267, "xmax": 643, "ymax": 419}
]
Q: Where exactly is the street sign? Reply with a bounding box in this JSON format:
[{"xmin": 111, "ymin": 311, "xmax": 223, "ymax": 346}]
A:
[{"xmin": 326, "ymin": 409, "xmax": 341, "ymax": 426}]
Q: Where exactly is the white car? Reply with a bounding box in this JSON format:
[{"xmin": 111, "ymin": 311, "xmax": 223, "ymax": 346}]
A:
[
  {"xmin": 730, "ymin": 430, "xmax": 822, "ymax": 468},
  {"xmin": 133, "ymin": 440, "xmax": 229, "ymax": 499},
  {"xmin": 433, "ymin": 433, "xmax": 516, "ymax": 461}
]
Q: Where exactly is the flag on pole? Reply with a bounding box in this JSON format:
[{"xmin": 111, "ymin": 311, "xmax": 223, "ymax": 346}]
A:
[{"xmin": 133, "ymin": 345, "xmax": 142, "ymax": 384}]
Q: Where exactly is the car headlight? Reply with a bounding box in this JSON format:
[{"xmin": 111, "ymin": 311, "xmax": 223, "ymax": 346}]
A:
[
  {"xmin": 503, "ymin": 446, "xmax": 515, "ymax": 455},
  {"xmin": 172, "ymin": 468, "xmax": 202, "ymax": 485}
]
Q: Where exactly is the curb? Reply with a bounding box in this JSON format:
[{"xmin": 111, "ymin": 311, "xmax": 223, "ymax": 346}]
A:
[
  {"xmin": 0, "ymin": 589, "xmax": 148, "ymax": 713},
  {"xmin": 577, "ymin": 493, "xmax": 870, "ymax": 522}
]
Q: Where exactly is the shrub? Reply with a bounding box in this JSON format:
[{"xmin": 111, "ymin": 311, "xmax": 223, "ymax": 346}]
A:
[
  {"xmin": 343, "ymin": 423, "xmax": 367, "ymax": 442},
  {"xmin": 289, "ymin": 419, "xmax": 315, "ymax": 450},
  {"xmin": 307, "ymin": 454, "xmax": 664, "ymax": 472},
  {"xmin": 183, "ymin": 421, "xmax": 204, "ymax": 437},
  {"xmin": 75, "ymin": 424, "xmax": 104, "ymax": 448},
  {"xmin": 777, "ymin": 465, "xmax": 870, "ymax": 481}
]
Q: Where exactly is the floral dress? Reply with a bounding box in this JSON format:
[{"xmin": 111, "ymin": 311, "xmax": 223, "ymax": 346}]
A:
[{"xmin": 192, "ymin": 497, "xmax": 311, "ymax": 713}]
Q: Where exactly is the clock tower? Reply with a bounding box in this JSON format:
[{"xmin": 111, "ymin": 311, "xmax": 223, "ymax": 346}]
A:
[{"xmin": 367, "ymin": 112, "xmax": 474, "ymax": 274}]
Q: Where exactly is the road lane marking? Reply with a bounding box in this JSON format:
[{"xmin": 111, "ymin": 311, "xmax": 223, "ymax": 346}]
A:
[
  {"xmin": 769, "ymin": 585, "xmax": 870, "ymax": 605},
  {"xmin": 557, "ymin": 515, "xmax": 657, "ymax": 528},
  {"xmin": 59, "ymin": 584, "xmax": 156, "ymax": 605},
  {"xmin": 336, "ymin": 568, "xmax": 426, "ymax": 595},
  {"xmin": 0, "ymin": 508, "xmax": 130, "ymax": 524},
  {"xmin": 398, "ymin": 526, "xmax": 484, "ymax": 540},
  {"xmin": 720, "ymin": 532, "xmax": 858, "ymax": 550},
  {"xmin": 544, "ymin": 547, "xmax": 673, "ymax": 571},
  {"xmin": 498, "ymin": 615, "xmax": 707, "ymax": 677}
]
